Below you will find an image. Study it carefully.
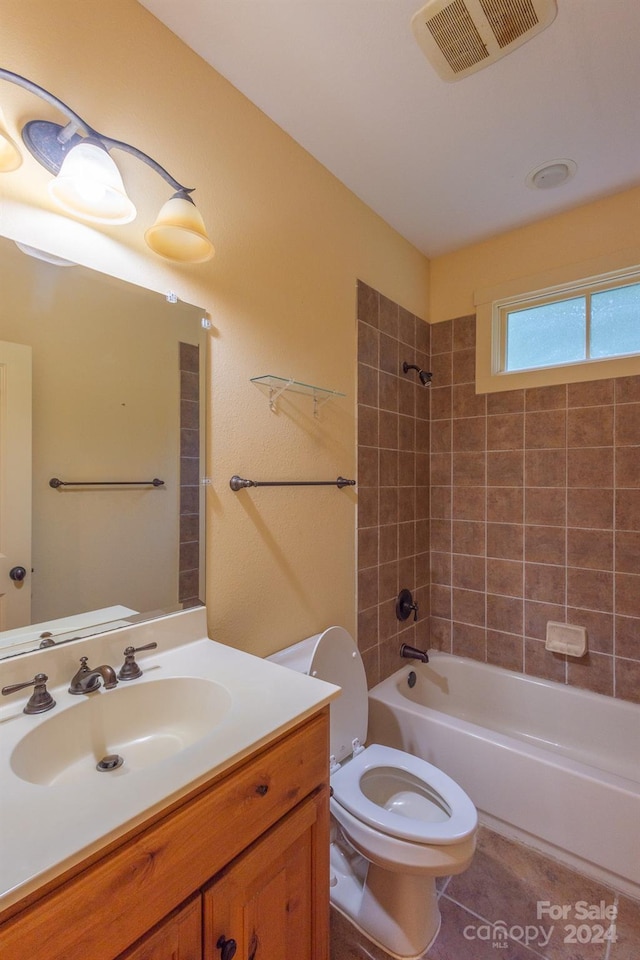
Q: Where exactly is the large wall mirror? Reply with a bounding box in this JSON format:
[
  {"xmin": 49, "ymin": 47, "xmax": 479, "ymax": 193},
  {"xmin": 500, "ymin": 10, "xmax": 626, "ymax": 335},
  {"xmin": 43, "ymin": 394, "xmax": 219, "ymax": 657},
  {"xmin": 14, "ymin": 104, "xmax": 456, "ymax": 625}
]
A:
[{"xmin": 0, "ymin": 235, "xmax": 206, "ymax": 660}]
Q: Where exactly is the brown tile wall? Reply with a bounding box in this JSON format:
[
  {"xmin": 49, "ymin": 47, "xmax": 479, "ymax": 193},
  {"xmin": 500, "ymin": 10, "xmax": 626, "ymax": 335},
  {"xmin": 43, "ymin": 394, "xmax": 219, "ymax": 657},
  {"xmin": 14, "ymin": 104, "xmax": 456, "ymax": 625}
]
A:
[
  {"xmin": 430, "ymin": 316, "xmax": 640, "ymax": 704},
  {"xmin": 179, "ymin": 341, "xmax": 202, "ymax": 607},
  {"xmin": 357, "ymin": 286, "xmax": 640, "ymax": 702},
  {"xmin": 356, "ymin": 280, "xmax": 431, "ymax": 687}
]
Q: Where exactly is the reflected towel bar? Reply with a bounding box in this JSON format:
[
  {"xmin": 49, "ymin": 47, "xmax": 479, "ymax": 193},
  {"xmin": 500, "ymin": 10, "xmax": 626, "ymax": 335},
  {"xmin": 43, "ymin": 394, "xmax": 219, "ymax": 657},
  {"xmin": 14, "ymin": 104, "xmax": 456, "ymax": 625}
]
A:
[
  {"xmin": 230, "ymin": 475, "xmax": 356, "ymax": 491},
  {"xmin": 49, "ymin": 478, "xmax": 165, "ymax": 488}
]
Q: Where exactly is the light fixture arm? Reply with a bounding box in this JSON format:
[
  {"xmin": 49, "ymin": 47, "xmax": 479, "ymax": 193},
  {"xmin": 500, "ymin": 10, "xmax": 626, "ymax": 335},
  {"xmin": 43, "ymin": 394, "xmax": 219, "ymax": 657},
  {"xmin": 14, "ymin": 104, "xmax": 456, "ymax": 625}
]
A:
[
  {"xmin": 92, "ymin": 134, "xmax": 194, "ymax": 196},
  {"xmin": 0, "ymin": 67, "xmax": 194, "ymax": 195},
  {"xmin": 0, "ymin": 68, "xmax": 91, "ymax": 133}
]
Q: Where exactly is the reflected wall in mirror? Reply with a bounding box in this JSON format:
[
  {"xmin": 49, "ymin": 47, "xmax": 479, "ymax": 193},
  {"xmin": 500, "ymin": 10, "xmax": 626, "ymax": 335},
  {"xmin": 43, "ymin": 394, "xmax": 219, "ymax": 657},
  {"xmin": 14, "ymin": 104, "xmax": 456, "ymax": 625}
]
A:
[{"xmin": 0, "ymin": 236, "xmax": 206, "ymax": 659}]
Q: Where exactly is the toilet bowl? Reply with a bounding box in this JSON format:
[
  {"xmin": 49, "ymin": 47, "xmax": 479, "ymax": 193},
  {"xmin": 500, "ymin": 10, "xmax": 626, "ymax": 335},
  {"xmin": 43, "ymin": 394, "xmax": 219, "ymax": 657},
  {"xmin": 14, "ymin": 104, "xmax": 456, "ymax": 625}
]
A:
[{"xmin": 269, "ymin": 626, "xmax": 477, "ymax": 959}]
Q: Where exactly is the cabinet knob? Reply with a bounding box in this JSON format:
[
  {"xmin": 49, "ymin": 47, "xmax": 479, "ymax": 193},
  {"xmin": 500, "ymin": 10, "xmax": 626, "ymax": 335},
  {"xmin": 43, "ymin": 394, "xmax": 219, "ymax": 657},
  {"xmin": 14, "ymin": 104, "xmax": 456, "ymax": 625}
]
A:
[{"xmin": 216, "ymin": 935, "xmax": 237, "ymax": 960}]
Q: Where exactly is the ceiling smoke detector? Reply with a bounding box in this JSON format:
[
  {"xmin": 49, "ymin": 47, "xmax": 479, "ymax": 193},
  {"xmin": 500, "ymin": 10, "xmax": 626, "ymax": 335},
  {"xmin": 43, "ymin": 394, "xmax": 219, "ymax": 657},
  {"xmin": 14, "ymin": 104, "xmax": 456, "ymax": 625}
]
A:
[
  {"xmin": 526, "ymin": 159, "xmax": 577, "ymax": 189},
  {"xmin": 411, "ymin": 0, "xmax": 557, "ymax": 81}
]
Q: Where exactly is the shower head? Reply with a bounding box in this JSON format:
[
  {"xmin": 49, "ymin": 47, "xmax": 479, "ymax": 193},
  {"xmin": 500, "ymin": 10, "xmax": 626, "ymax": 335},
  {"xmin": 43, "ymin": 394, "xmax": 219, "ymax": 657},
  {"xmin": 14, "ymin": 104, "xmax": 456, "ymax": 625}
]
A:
[{"xmin": 402, "ymin": 361, "xmax": 432, "ymax": 386}]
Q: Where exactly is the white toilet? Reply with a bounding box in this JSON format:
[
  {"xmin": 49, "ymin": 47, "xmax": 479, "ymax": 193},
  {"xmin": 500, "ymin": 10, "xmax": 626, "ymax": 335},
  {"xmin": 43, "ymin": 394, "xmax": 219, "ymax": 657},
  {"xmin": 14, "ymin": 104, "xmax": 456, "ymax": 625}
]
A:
[{"xmin": 269, "ymin": 626, "xmax": 477, "ymax": 959}]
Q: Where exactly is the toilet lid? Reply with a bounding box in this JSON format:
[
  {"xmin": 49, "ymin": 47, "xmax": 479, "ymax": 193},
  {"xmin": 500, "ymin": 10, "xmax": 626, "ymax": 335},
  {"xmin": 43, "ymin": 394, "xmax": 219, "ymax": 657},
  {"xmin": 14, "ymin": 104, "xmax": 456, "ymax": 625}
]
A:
[{"xmin": 309, "ymin": 626, "xmax": 368, "ymax": 763}]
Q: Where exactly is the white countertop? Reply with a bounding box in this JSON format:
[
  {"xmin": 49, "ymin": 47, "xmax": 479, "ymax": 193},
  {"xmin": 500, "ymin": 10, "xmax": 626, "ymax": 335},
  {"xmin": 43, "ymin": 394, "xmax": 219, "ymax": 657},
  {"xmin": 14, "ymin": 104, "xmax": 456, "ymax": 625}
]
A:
[{"xmin": 0, "ymin": 608, "xmax": 338, "ymax": 912}]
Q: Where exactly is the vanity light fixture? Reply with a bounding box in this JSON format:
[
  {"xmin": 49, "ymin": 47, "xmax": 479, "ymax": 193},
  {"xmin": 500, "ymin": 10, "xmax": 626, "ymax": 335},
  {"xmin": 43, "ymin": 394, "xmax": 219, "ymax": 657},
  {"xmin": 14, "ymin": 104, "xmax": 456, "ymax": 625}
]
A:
[{"xmin": 0, "ymin": 68, "xmax": 214, "ymax": 263}]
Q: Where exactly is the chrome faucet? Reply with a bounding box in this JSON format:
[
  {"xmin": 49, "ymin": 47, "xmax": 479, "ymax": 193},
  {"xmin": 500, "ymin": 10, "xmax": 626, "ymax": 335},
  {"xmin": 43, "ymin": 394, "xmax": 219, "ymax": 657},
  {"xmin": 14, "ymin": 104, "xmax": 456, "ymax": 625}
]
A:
[{"xmin": 68, "ymin": 656, "xmax": 119, "ymax": 695}]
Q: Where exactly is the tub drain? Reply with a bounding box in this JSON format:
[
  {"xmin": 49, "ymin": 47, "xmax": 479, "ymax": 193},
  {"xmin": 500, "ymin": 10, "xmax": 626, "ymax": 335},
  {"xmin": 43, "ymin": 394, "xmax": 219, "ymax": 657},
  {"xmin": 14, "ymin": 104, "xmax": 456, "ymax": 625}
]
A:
[{"xmin": 96, "ymin": 754, "xmax": 124, "ymax": 772}]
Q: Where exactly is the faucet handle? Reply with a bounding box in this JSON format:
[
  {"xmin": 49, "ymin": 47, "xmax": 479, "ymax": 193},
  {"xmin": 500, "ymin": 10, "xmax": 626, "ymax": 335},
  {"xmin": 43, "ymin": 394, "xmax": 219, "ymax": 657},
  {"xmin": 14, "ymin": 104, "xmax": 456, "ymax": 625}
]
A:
[
  {"xmin": 2, "ymin": 673, "xmax": 56, "ymax": 714},
  {"xmin": 396, "ymin": 588, "xmax": 419, "ymax": 622},
  {"xmin": 118, "ymin": 642, "xmax": 158, "ymax": 681}
]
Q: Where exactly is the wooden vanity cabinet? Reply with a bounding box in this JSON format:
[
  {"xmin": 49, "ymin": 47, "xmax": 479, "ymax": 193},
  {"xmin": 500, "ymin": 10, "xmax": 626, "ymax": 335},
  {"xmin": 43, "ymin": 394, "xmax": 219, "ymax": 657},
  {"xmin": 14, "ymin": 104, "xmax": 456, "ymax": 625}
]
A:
[
  {"xmin": 119, "ymin": 792, "xmax": 325, "ymax": 960},
  {"xmin": 118, "ymin": 897, "xmax": 202, "ymax": 960},
  {"xmin": 0, "ymin": 709, "xmax": 330, "ymax": 960},
  {"xmin": 202, "ymin": 792, "xmax": 320, "ymax": 960}
]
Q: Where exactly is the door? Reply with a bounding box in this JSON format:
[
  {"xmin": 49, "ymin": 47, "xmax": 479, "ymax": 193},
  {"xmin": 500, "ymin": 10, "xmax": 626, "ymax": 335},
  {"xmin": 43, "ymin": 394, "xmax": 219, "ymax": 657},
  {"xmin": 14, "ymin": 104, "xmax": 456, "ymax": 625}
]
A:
[
  {"xmin": 203, "ymin": 794, "xmax": 328, "ymax": 960},
  {"xmin": 0, "ymin": 340, "xmax": 32, "ymax": 628},
  {"xmin": 117, "ymin": 896, "xmax": 202, "ymax": 960}
]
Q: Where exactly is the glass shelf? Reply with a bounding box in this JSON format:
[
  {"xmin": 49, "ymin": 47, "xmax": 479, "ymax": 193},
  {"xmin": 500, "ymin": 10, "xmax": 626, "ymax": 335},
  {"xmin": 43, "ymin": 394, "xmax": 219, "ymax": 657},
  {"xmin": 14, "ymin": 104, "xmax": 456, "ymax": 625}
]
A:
[{"xmin": 250, "ymin": 375, "xmax": 345, "ymax": 416}]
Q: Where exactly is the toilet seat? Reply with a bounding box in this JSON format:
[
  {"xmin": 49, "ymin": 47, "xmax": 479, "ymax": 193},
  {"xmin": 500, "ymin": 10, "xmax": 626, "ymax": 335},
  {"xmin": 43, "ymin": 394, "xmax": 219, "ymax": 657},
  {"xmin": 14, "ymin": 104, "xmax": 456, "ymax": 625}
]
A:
[
  {"xmin": 330, "ymin": 793, "xmax": 476, "ymax": 876},
  {"xmin": 331, "ymin": 743, "xmax": 477, "ymax": 845}
]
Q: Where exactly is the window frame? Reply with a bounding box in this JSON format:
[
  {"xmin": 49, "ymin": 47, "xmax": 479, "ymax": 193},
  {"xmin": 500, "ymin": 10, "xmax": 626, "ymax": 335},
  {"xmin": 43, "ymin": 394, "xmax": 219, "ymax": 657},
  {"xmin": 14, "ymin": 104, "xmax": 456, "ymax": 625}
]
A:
[{"xmin": 475, "ymin": 248, "xmax": 640, "ymax": 394}]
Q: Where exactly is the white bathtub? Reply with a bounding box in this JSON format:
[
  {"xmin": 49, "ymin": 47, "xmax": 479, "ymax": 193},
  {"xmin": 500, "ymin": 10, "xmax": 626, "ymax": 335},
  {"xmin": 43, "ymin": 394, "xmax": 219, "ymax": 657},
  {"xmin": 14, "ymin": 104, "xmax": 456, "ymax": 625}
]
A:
[{"xmin": 367, "ymin": 653, "xmax": 640, "ymax": 899}]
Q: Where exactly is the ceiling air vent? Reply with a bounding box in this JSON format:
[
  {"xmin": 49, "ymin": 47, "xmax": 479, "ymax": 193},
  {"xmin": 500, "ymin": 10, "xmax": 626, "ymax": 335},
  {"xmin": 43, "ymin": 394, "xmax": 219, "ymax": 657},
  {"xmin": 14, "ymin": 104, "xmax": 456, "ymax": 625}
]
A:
[{"xmin": 411, "ymin": 0, "xmax": 557, "ymax": 81}]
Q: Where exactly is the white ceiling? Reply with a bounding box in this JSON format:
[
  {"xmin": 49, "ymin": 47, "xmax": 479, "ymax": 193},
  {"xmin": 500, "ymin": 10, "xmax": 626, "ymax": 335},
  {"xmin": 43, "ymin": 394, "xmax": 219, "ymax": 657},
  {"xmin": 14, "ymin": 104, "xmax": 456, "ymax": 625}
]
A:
[{"xmin": 138, "ymin": 0, "xmax": 640, "ymax": 258}]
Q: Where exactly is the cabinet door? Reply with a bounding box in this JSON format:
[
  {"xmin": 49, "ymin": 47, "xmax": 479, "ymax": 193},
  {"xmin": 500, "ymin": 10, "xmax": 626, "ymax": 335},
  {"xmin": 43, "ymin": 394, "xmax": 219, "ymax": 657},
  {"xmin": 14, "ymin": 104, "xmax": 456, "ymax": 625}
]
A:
[
  {"xmin": 118, "ymin": 896, "xmax": 202, "ymax": 960},
  {"xmin": 203, "ymin": 792, "xmax": 328, "ymax": 960}
]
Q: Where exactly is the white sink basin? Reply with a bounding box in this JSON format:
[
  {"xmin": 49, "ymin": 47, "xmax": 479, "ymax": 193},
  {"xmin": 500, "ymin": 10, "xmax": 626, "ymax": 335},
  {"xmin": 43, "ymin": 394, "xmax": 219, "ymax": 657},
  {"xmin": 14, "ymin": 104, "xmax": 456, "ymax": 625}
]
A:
[
  {"xmin": 0, "ymin": 607, "xmax": 339, "ymax": 913},
  {"xmin": 11, "ymin": 677, "xmax": 232, "ymax": 786}
]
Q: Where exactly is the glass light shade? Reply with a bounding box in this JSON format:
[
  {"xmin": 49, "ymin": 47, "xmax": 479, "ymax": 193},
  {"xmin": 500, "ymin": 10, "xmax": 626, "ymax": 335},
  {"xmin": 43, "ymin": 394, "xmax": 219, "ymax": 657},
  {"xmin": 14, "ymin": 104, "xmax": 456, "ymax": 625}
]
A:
[
  {"xmin": 15, "ymin": 242, "xmax": 76, "ymax": 267},
  {"xmin": 48, "ymin": 139, "xmax": 136, "ymax": 224},
  {"xmin": 145, "ymin": 194, "xmax": 214, "ymax": 263},
  {"xmin": 0, "ymin": 129, "xmax": 22, "ymax": 172}
]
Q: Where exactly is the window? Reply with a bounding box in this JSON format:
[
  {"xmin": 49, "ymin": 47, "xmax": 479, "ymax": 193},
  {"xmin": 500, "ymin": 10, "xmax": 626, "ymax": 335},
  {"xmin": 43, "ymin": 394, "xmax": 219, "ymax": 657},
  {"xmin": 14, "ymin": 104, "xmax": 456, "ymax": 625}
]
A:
[
  {"xmin": 475, "ymin": 253, "xmax": 640, "ymax": 393},
  {"xmin": 503, "ymin": 276, "xmax": 640, "ymax": 373},
  {"xmin": 506, "ymin": 295, "xmax": 586, "ymax": 371}
]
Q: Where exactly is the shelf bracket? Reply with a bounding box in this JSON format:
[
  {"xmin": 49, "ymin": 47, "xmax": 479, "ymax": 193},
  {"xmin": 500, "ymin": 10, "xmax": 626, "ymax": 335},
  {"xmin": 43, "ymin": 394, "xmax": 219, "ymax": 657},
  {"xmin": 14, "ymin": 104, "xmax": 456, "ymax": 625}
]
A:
[
  {"xmin": 267, "ymin": 377, "xmax": 294, "ymax": 412},
  {"xmin": 312, "ymin": 390, "xmax": 332, "ymax": 418}
]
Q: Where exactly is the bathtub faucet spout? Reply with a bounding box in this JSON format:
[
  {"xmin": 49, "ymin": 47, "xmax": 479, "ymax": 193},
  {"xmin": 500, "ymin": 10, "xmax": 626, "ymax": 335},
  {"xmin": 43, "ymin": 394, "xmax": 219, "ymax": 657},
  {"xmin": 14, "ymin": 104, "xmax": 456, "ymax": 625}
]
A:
[{"xmin": 400, "ymin": 643, "xmax": 429, "ymax": 663}]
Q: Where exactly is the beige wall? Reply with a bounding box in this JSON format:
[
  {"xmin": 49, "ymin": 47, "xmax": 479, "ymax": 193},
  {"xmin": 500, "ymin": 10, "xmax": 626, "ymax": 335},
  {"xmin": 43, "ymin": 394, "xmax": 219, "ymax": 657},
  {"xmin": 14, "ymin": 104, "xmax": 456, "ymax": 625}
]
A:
[
  {"xmin": 0, "ymin": 0, "xmax": 429, "ymax": 655},
  {"xmin": 429, "ymin": 185, "xmax": 640, "ymax": 324}
]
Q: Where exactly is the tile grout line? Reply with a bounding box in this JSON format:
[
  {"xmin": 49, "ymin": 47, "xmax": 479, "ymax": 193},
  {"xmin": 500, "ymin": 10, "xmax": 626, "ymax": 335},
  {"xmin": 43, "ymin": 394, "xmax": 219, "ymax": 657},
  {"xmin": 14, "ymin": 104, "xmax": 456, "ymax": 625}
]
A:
[{"xmin": 438, "ymin": 891, "xmax": 554, "ymax": 960}]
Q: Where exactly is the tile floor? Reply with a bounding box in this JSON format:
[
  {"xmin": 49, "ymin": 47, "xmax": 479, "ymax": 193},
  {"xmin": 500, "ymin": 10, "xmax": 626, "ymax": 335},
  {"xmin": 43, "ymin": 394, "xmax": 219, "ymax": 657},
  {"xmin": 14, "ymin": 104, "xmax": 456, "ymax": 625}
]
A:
[{"xmin": 330, "ymin": 826, "xmax": 640, "ymax": 960}]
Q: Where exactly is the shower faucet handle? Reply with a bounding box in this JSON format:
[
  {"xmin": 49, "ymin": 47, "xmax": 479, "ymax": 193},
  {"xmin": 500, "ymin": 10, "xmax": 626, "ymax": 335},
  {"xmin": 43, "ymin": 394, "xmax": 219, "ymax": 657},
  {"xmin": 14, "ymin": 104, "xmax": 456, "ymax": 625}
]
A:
[{"xmin": 396, "ymin": 588, "xmax": 419, "ymax": 622}]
